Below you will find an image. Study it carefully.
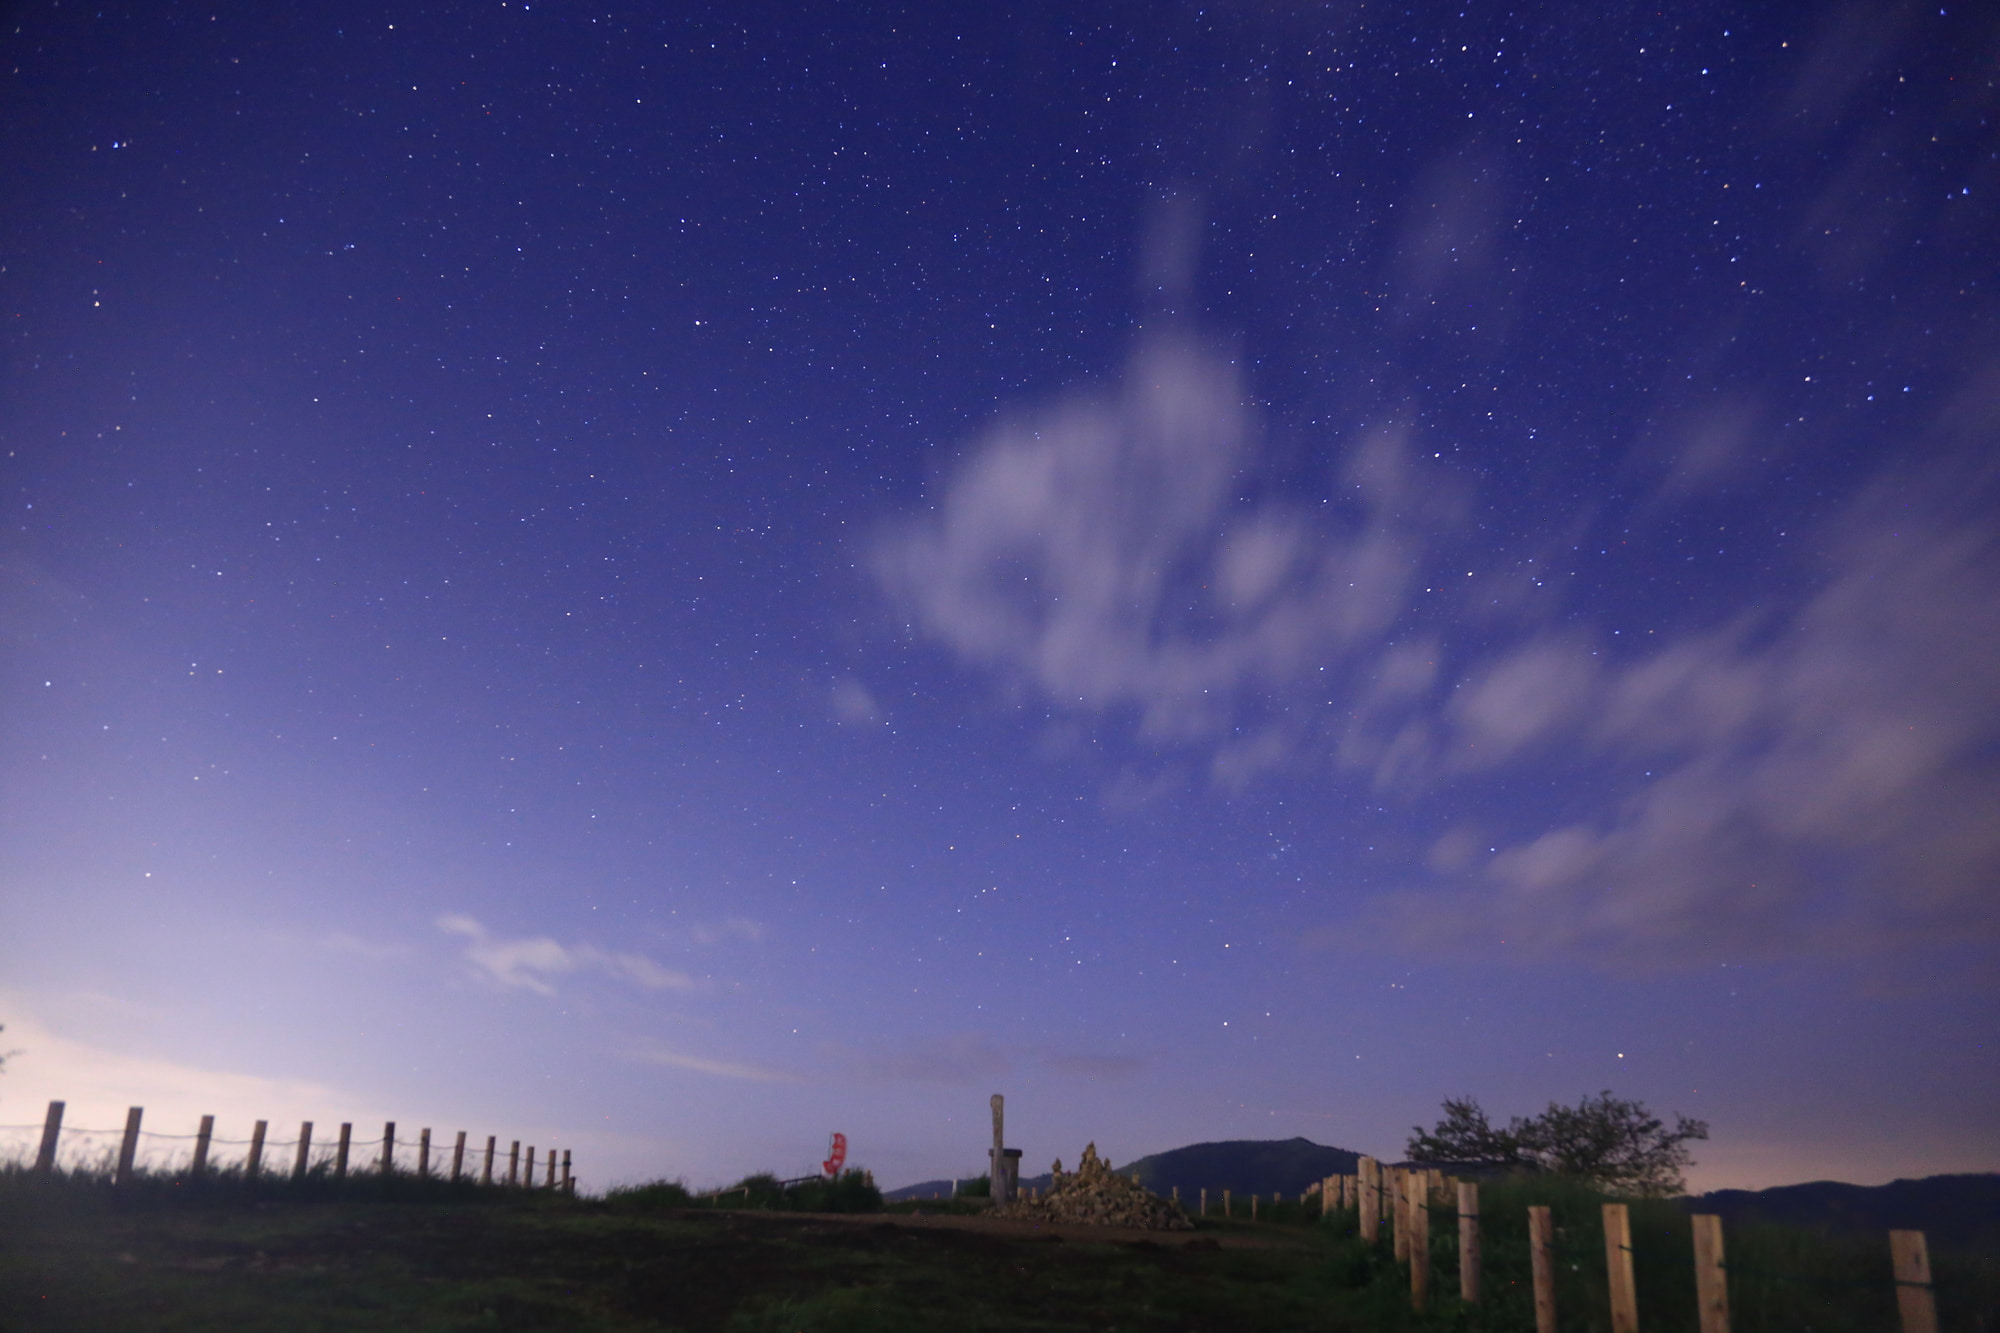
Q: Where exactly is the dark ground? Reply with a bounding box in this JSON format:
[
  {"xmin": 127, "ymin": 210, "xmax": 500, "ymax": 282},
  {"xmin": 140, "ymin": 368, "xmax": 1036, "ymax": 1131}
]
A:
[{"xmin": 0, "ymin": 1189, "xmax": 1387, "ymax": 1332}]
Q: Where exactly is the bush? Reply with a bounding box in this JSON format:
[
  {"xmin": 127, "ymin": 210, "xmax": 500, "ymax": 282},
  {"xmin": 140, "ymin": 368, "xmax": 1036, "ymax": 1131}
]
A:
[{"xmin": 603, "ymin": 1178, "xmax": 693, "ymax": 1210}]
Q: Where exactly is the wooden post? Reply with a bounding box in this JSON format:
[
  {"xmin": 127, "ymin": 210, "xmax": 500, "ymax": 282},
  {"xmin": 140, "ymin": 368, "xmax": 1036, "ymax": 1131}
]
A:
[
  {"xmin": 294, "ymin": 1122, "xmax": 313, "ymax": 1180},
  {"xmin": 1691, "ymin": 1213, "xmax": 1729, "ymax": 1333},
  {"xmin": 562, "ymin": 1149, "xmax": 572, "ymax": 1194},
  {"xmin": 115, "ymin": 1106, "xmax": 143, "ymax": 1186},
  {"xmin": 1358, "ymin": 1157, "xmax": 1379, "ymax": 1243},
  {"xmin": 1891, "ymin": 1230, "xmax": 1939, "ymax": 1333},
  {"xmin": 1251, "ymin": 1193, "xmax": 1258, "ymax": 1221},
  {"xmin": 452, "ymin": 1131, "xmax": 467, "ymax": 1182},
  {"xmin": 545, "ymin": 1148, "xmax": 556, "ymax": 1189},
  {"xmin": 989, "ymin": 1093, "xmax": 1008, "ymax": 1206},
  {"xmin": 381, "ymin": 1121, "xmax": 396, "ymax": 1174},
  {"xmin": 1223, "ymin": 1188, "xmax": 1232, "ymax": 1218},
  {"xmin": 1200, "ymin": 1187, "xmax": 1207, "ymax": 1216},
  {"xmin": 1604, "ymin": 1202, "xmax": 1638, "ymax": 1333},
  {"xmin": 191, "ymin": 1115, "xmax": 215, "ymax": 1179},
  {"xmin": 418, "ymin": 1127, "xmax": 432, "ymax": 1179},
  {"xmin": 1409, "ymin": 1178, "xmax": 1430, "ymax": 1312},
  {"xmin": 1530, "ymin": 1205, "xmax": 1557, "ymax": 1333},
  {"xmin": 508, "ymin": 1140, "xmax": 520, "ymax": 1186},
  {"xmin": 335, "ymin": 1123, "xmax": 351, "ymax": 1180},
  {"xmin": 1171, "ymin": 1184, "xmax": 1179, "ymax": 1204},
  {"xmin": 34, "ymin": 1101, "xmax": 64, "ymax": 1174},
  {"xmin": 483, "ymin": 1135, "xmax": 496, "ymax": 1185},
  {"xmin": 1392, "ymin": 1168, "xmax": 1409, "ymax": 1262},
  {"xmin": 526, "ymin": 1145, "xmax": 537, "ymax": 1188},
  {"xmin": 1459, "ymin": 1180, "xmax": 1482, "ymax": 1304},
  {"xmin": 246, "ymin": 1119, "xmax": 268, "ymax": 1179}
]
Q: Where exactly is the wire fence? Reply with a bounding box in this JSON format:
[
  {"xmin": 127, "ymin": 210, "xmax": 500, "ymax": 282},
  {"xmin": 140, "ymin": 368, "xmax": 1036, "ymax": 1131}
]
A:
[
  {"xmin": 0, "ymin": 1101, "xmax": 576, "ymax": 1192},
  {"xmin": 1295, "ymin": 1162, "xmax": 1993, "ymax": 1333}
]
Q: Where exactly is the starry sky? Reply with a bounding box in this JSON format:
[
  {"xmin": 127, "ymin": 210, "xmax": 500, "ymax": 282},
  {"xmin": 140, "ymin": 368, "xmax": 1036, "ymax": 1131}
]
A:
[{"xmin": 3, "ymin": 1, "xmax": 1997, "ymax": 1194}]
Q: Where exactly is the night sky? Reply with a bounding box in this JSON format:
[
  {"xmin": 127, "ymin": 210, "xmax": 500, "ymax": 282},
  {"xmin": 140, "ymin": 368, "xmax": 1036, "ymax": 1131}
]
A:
[{"xmin": 3, "ymin": 1, "xmax": 1997, "ymax": 1194}]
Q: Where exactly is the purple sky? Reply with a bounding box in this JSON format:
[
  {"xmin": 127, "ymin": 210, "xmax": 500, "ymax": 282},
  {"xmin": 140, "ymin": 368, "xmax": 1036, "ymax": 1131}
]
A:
[{"xmin": 2, "ymin": 1, "xmax": 1996, "ymax": 1193}]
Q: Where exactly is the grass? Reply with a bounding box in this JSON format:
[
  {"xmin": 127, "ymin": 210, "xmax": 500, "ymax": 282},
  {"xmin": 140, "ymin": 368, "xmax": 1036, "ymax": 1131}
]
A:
[
  {"xmin": 0, "ymin": 1162, "xmax": 1398, "ymax": 1331},
  {"xmin": 3, "ymin": 1164, "xmax": 1994, "ymax": 1331},
  {"xmin": 1318, "ymin": 1175, "xmax": 2000, "ymax": 1332}
]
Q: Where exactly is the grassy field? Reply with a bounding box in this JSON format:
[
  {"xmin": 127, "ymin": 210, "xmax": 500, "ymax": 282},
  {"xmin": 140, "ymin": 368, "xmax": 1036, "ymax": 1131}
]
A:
[
  {"xmin": 0, "ymin": 1168, "xmax": 1402, "ymax": 1332},
  {"xmin": 3, "ymin": 1168, "xmax": 1994, "ymax": 1331}
]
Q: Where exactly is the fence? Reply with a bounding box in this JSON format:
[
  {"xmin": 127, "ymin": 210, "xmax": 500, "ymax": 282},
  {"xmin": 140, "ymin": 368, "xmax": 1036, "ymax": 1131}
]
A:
[
  {"xmin": 1296, "ymin": 1158, "xmax": 1950, "ymax": 1333},
  {"xmin": 3, "ymin": 1100, "xmax": 576, "ymax": 1195}
]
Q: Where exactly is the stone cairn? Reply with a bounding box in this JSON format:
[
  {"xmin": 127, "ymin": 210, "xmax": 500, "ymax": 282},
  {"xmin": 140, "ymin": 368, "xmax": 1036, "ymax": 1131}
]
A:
[{"xmin": 995, "ymin": 1142, "xmax": 1193, "ymax": 1231}]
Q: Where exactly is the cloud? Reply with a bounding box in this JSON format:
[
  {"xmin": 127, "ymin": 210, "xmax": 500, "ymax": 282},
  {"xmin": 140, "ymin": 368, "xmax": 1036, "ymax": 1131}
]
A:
[
  {"xmin": 689, "ymin": 917, "xmax": 764, "ymax": 947},
  {"xmin": 627, "ymin": 1045, "xmax": 798, "ymax": 1083},
  {"xmin": 881, "ymin": 336, "xmax": 2000, "ymax": 967},
  {"xmin": 1040, "ymin": 1052, "xmax": 1145, "ymax": 1080},
  {"xmin": 832, "ymin": 1033, "xmax": 1013, "ymax": 1085},
  {"xmin": 830, "ymin": 676, "xmax": 883, "ymax": 725},
  {"xmin": 437, "ymin": 915, "xmax": 697, "ymax": 996},
  {"xmin": 1392, "ymin": 461, "xmax": 2000, "ymax": 963},
  {"xmin": 877, "ymin": 335, "xmax": 1445, "ymax": 773},
  {"xmin": 0, "ymin": 1003, "xmax": 369, "ymax": 1171}
]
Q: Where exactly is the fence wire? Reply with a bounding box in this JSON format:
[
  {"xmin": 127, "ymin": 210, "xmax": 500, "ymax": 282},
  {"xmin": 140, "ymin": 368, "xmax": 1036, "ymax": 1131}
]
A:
[{"xmin": 0, "ymin": 1113, "xmax": 570, "ymax": 1184}]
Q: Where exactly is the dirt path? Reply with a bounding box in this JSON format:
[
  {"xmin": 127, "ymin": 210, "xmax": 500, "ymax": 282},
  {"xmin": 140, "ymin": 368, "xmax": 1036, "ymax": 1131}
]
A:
[{"xmin": 712, "ymin": 1207, "xmax": 1309, "ymax": 1249}]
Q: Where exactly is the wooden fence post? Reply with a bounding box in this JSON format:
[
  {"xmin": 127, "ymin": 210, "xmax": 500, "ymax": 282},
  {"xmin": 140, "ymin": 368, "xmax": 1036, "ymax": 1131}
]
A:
[
  {"xmin": 1392, "ymin": 1168, "xmax": 1409, "ymax": 1263},
  {"xmin": 115, "ymin": 1106, "xmax": 143, "ymax": 1186},
  {"xmin": 1891, "ymin": 1230, "xmax": 1939, "ymax": 1333},
  {"xmin": 1251, "ymin": 1193, "xmax": 1258, "ymax": 1221},
  {"xmin": 34, "ymin": 1101, "xmax": 64, "ymax": 1175},
  {"xmin": 294, "ymin": 1122, "xmax": 313, "ymax": 1180},
  {"xmin": 509, "ymin": 1140, "xmax": 520, "ymax": 1186},
  {"xmin": 526, "ymin": 1145, "xmax": 537, "ymax": 1188},
  {"xmin": 483, "ymin": 1135, "xmax": 496, "ymax": 1185},
  {"xmin": 192, "ymin": 1114, "xmax": 215, "ymax": 1179},
  {"xmin": 1409, "ymin": 1179, "xmax": 1430, "ymax": 1312},
  {"xmin": 545, "ymin": 1148, "xmax": 556, "ymax": 1189},
  {"xmin": 1359, "ymin": 1157, "xmax": 1380, "ymax": 1243},
  {"xmin": 335, "ymin": 1123, "xmax": 351, "ymax": 1181},
  {"xmin": 1459, "ymin": 1180, "xmax": 1482, "ymax": 1304},
  {"xmin": 1199, "ymin": 1187, "xmax": 1207, "ymax": 1216},
  {"xmin": 247, "ymin": 1119, "xmax": 268, "ymax": 1179},
  {"xmin": 563, "ymin": 1149, "xmax": 572, "ymax": 1194},
  {"xmin": 1530, "ymin": 1205, "xmax": 1557, "ymax": 1333},
  {"xmin": 381, "ymin": 1121, "xmax": 396, "ymax": 1175},
  {"xmin": 452, "ymin": 1131, "xmax": 467, "ymax": 1183},
  {"xmin": 1692, "ymin": 1213, "xmax": 1729, "ymax": 1333},
  {"xmin": 1223, "ymin": 1188, "xmax": 1231, "ymax": 1218},
  {"xmin": 418, "ymin": 1128, "xmax": 432, "ymax": 1179},
  {"xmin": 1604, "ymin": 1202, "xmax": 1638, "ymax": 1333}
]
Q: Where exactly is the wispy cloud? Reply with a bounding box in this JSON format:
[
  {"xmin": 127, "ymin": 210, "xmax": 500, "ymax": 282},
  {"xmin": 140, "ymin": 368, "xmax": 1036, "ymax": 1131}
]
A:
[
  {"xmin": 877, "ymin": 334, "xmax": 1450, "ymax": 777},
  {"xmin": 627, "ymin": 1045, "xmax": 798, "ymax": 1082},
  {"xmin": 1041, "ymin": 1052, "xmax": 1145, "ymax": 1080},
  {"xmin": 437, "ymin": 915, "xmax": 697, "ymax": 996},
  {"xmin": 880, "ymin": 338, "xmax": 2000, "ymax": 966},
  {"xmin": 830, "ymin": 1033, "xmax": 1012, "ymax": 1085},
  {"xmin": 830, "ymin": 676, "xmax": 884, "ymax": 725},
  {"xmin": 690, "ymin": 917, "xmax": 764, "ymax": 947}
]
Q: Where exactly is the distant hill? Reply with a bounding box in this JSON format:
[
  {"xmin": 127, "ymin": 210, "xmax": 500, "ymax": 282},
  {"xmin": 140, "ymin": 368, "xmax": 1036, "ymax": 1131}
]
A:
[
  {"xmin": 887, "ymin": 1137, "xmax": 1368, "ymax": 1203},
  {"xmin": 1108, "ymin": 1137, "xmax": 1364, "ymax": 1200},
  {"xmin": 1686, "ymin": 1173, "xmax": 2000, "ymax": 1254}
]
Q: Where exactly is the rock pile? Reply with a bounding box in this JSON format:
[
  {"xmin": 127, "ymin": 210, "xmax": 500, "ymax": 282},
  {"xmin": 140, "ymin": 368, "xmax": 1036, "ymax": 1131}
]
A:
[{"xmin": 995, "ymin": 1142, "xmax": 1193, "ymax": 1231}]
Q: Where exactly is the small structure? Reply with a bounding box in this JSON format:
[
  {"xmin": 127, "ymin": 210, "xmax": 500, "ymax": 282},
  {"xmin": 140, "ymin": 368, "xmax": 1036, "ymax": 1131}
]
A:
[{"xmin": 996, "ymin": 1142, "xmax": 1192, "ymax": 1231}]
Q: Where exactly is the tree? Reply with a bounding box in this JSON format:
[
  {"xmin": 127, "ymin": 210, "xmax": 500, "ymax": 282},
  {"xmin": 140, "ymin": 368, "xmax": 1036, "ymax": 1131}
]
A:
[
  {"xmin": 1406, "ymin": 1095, "xmax": 1531, "ymax": 1167},
  {"xmin": 1408, "ymin": 1090, "xmax": 1708, "ymax": 1197}
]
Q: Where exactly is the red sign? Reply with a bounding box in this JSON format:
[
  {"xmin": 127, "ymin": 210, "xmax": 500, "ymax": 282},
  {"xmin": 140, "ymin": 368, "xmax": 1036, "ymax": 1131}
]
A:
[{"xmin": 822, "ymin": 1132, "xmax": 847, "ymax": 1177}]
